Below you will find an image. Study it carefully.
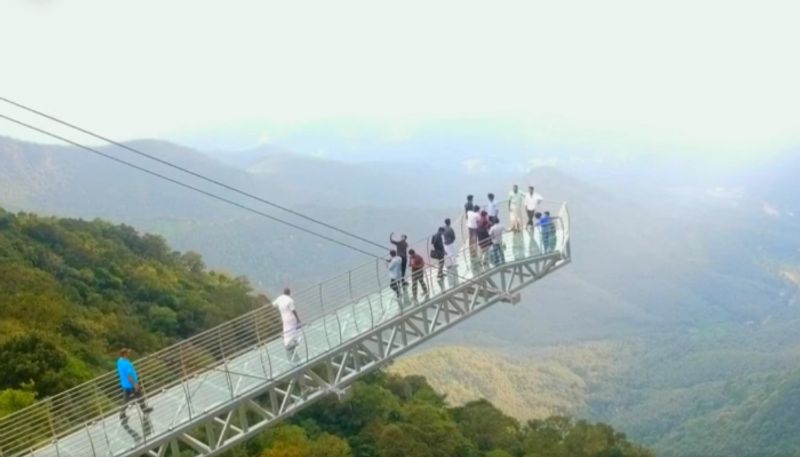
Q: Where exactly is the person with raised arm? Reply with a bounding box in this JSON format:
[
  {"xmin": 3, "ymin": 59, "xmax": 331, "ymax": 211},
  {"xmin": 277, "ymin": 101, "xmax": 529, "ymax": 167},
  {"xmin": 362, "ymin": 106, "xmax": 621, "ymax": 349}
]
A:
[{"xmin": 389, "ymin": 232, "xmax": 409, "ymax": 283}]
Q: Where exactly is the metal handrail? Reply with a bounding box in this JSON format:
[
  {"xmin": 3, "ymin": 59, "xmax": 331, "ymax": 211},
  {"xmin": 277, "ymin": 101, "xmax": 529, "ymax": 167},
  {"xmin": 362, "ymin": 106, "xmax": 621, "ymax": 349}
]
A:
[{"xmin": 0, "ymin": 200, "xmax": 570, "ymax": 457}]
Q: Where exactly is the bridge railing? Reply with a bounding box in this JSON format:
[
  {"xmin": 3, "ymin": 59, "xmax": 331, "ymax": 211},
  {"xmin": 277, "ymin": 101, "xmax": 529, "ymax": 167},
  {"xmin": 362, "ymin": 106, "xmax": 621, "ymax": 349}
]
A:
[{"xmin": 0, "ymin": 201, "xmax": 570, "ymax": 457}]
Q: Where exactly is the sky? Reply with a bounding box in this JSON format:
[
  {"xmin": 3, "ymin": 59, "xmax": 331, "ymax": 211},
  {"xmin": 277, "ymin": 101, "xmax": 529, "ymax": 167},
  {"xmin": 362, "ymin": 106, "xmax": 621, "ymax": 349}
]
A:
[{"xmin": 1, "ymin": 0, "xmax": 799, "ymax": 162}]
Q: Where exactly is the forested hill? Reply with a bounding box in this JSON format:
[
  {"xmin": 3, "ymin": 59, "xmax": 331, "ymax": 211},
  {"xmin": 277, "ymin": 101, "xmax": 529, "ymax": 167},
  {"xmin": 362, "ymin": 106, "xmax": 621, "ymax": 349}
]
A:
[
  {"xmin": 0, "ymin": 207, "xmax": 263, "ymax": 413},
  {"xmin": 224, "ymin": 372, "xmax": 656, "ymax": 457}
]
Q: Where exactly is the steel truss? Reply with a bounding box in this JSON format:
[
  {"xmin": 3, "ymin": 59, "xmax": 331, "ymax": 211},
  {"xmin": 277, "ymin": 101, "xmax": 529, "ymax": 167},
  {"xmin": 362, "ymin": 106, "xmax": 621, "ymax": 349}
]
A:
[{"xmin": 125, "ymin": 250, "xmax": 570, "ymax": 457}]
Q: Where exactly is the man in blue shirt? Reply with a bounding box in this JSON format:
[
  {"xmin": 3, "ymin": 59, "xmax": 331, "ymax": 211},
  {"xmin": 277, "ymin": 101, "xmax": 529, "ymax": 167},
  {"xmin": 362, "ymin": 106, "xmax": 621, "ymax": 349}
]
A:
[
  {"xmin": 118, "ymin": 348, "xmax": 153, "ymax": 420},
  {"xmin": 535, "ymin": 212, "xmax": 556, "ymax": 253}
]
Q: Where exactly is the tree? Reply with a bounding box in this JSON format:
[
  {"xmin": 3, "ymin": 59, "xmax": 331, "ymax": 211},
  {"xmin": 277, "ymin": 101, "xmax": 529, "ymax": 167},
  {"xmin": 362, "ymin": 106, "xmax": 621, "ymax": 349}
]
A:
[
  {"xmin": 452, "ymin": 399, "xmax": 522, "ymax": 454},
  {"xmin": 0, "ymin": 335, "xmax": 66, "ymax": 396},
  {"xmin": 0, "ymin": 388, "xmax": 36, "ymax": 417},
  {"xmin": 259, "ymin": 425, "xmax": 352, "ymax": 457}
]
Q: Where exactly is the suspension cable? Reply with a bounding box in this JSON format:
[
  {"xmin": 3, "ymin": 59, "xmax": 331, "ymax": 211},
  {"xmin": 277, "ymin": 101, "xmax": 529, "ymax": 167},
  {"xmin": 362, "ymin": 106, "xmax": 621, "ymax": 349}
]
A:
[
  {"xmin": 0, "ymin": 113, "xmax": 384, "ymax": 258},
  {"xmin": 0, "ymin": 96, "xmax": 388, "ymax": 252},
  {"xmin": 0, "ymin": 108, "xmax": 501, "ymax": 289}
]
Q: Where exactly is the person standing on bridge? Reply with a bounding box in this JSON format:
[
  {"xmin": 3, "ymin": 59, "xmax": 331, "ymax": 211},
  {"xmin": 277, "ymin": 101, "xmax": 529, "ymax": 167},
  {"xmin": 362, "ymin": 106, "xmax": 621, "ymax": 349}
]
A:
[
  {"xmin": 525, "ymin": 186, "xmax": 543, "ymax": 230},
  {"xmin": 486, "ymin": 193, "xmax": 499, "ymax": 222},
  {"xmin": 273, "ymin": 288, "xmax": 302, "ymax": 362},
  {"xmin": 508, "ymin": 184, "xmax": 525, "ymax": 232},
  {"xmin": 466, "ymin": 205, "xmax": 481, "ymax": 255},
  {"xmin": 464, "ymin": 194, "xmax": 475, "ymax": 214},
  {"xmin": 431, "ymin": 226, "xmax": 446, "ymax": 282},
  {"xmin": 543, "ymin": 211, "xmax": 557, "ymax": 253},
  {"xmin": 442, "ymin": 218, "xmax": 459, "ymax": 286},
  {"xmin": 489, "ymin": 216, "xmax": 506, "ymax": 265},
  {"xmin": 477, "ymin": 210, "xmax": 492, "ymax": 267},
  {"xmin": 408, "ymin": 249, "xmax": 429, "ymax": 301},
  {"xmin": 387, "ymin": 250, "xmax": 404, "ymax": 299},
  {"xmin": 117, "ymin": 348, "xmax": 153, "ymax": 420},
  {"xmin": 389, "ymin": 233, "xmax": 409, "ymax": 283}
]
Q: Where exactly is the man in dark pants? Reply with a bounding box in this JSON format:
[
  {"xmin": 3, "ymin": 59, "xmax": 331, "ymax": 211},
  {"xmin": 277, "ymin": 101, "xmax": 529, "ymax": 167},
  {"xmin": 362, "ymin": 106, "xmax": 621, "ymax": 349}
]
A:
[
  {"xmin": 442, "ymin": 218, "xmax": 458, "ymax": 286},
  {"xmin": 408, "ymin": 249, "xmax": 429, "ymax": 301},
  {"xmin": 386, "ymin": 250, "xmax": 403, "ymax": 298},
  {"xmin": 390, "ymin": 232, "xmax": 409, "ymax": 282},
  {"xmin": 431, "ymin": 226, "xmax": 446, "ymax": 281},
  {"xmin": 464, "ymin": 194, "xmax": 475, "ymax": 214},
  {"xmin": 117, "ymin": 348, "xmax": 153, "ymax": 420}
]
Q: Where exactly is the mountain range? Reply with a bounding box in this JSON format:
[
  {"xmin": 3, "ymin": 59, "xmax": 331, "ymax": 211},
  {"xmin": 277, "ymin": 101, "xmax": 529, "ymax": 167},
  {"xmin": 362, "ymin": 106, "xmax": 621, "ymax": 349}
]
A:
[{"xmin": 1, "ymin": 134, "xmax": 799, "ymax": 456}]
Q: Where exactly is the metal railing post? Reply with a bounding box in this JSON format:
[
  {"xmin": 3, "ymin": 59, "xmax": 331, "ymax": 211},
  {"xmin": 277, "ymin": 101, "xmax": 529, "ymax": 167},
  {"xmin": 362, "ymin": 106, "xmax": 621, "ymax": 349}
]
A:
[
  {"xmin": 319, "ymin": 283, "xmax": 332, "ymax": 349},
  {"xmin": 46, "ymin": 398, "xmax": 61, "ymax": 457},
  {"xmin": 218, "ymin": 328, "xmax": 235, "ymax": 399},
  {"xmin": 91, "ymin": 381, "xmax": 105, "ymax": 417},
  {"xmin": 264, "ymin": 333, "xmax": 275, "ymax": 380},
  {"xmin": 335, "ymin": 312, "xmax": 344, "ymax": 345},
  {"xmin": 84, "ymin": 424, "xmax": 96, "ymax": 457},
  {"xmin": 301, "ymin": 327, "xmax": 310, "ymax": 363},
  {"xmin": 253, "ymin": 318, "xmax": 270, "ymax": 379},
  {"xmin": 374, "ymin": 258, "xmax": 385, "ymax": 314},
  {"xmin": 348, "ymin": 270, "xmax": 355, "ymax": 301},
  {"xmin": 425, "ymin": 237, "xmax": 434, "ymax": 297},
  {"xmin": 366, "ymin": 295, "xmax": 375, "ymax": 329},
  {"xmin": 180, "ymin": 379, "xmax": 193, "ymax": 422}
]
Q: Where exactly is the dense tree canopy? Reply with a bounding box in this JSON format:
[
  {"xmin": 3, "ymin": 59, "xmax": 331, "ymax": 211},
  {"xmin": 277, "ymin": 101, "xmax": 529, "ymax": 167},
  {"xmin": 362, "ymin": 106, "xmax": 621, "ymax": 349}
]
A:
[
  {"xmin": 224, "ymin": 373, "xmax": 656, "ymax": 457},
  {"xmin": 0, "ymin": 208, "xmax": 260, "ymax": 407}
]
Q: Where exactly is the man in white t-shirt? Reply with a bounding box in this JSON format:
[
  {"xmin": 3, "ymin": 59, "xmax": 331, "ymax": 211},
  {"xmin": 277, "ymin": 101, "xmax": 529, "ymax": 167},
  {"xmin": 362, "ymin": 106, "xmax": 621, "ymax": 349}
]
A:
[
  {"xmin": 488, "ymin": 218, "xmax": 506, "ymax": 265},
  {"xmin": 466, "ymin": 205, "xmax": 481, "ymax": 257},
  {"xmin": 508, "ymin": 185, "xmax": 525, "ymax": 232},
  {"xmin": 524, "ymin": 186, "xmax": 543, "ymax": 230},
  {"xmin": 272, "ymin": 288, "xmax": 301, "ymax": 362}
]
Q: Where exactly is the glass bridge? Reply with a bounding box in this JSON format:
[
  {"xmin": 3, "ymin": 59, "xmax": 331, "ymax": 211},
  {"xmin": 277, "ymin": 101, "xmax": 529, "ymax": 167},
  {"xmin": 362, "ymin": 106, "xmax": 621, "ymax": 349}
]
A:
[{"xmin": 0, "ymin": 201, "xmax": 571, "ymax": 457}]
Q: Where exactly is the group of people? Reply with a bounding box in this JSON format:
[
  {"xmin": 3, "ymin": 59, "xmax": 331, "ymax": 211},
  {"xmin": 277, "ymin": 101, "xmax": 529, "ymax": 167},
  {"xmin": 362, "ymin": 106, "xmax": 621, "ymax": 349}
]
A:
[
  {"xmin": 464, "ymin": 193, "xmax": 506, "ymax": 267},
  {"xmin": 263, "ymin": 184, "xmax": 557, "ymax": 369},
  {"xmin": 386, "ymin": 184, "xmax": 556, "ymax": 300}
]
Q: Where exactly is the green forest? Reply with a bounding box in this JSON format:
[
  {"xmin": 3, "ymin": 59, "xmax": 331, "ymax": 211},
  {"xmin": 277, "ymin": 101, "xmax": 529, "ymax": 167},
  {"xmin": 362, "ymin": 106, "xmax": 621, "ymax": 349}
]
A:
[
  {"xmin": 0, "ymin": 207, "xmax": 260, "ymax": 414},
  {"xmin": 224, "ymin": 372, "xmax": 656, "ymax": 457},
  {"xmin": 0, "ymin": 208, "xmax": 657, "ymax": 456}
]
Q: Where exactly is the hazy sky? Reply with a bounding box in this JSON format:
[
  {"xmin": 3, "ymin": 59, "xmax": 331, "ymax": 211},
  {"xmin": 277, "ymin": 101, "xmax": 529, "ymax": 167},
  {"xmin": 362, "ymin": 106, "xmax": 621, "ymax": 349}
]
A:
[{"xmin": 1, "ymin": 0, "xmax": 798, "ymax": 160}]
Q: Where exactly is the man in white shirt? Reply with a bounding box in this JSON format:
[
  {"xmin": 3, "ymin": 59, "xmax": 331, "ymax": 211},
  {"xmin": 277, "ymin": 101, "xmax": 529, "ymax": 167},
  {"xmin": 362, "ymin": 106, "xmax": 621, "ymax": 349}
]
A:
[
  {"xmin": 488, "ymin": 218, "xmax": 506, "ymax": 265},
  {"xmin": 466, "ymin": 205, "xmax": 481, "ymax": 256},
  {"xmin": 508, "ymin": 185, "xmax": 525, "ymax": 232},
  {"xmin": 272, "ymin": 288, "xmax": 301, "ymax": 362},
  {"xmin": 524, "ymin": 186, "xmax": 543, "ymax": 230},
  {"xmin": 386, "ymin": 250, "xmax": 403, "ymax": 299}
]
